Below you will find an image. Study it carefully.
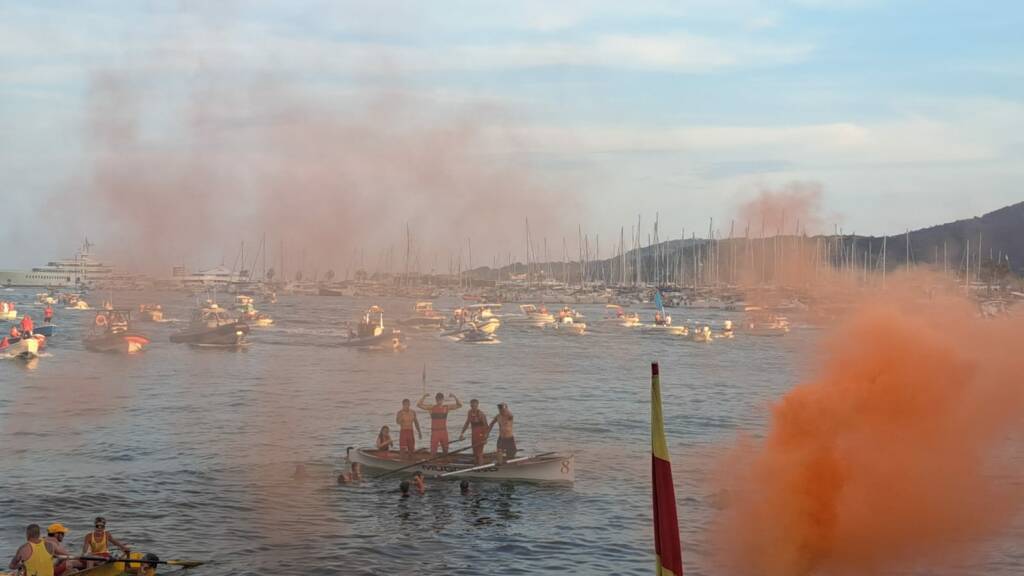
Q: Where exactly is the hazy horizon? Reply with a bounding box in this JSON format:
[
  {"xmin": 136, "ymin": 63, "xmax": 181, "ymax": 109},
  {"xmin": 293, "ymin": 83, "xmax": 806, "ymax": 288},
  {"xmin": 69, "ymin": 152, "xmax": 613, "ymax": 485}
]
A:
[{"xmin": 2, "ymin": 1, "xmax": 1022, "ymax": 272}]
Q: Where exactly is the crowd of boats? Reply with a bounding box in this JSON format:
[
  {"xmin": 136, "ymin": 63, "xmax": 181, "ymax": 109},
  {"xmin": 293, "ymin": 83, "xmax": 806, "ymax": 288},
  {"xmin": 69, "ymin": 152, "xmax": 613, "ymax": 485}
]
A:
[
  {"xmin": 3, "ymin": 284, "xmax": 796, "ymax": 362},
  {"xmin": 0, "ymin": 292, "xmax": 270, "ymax": 362}
]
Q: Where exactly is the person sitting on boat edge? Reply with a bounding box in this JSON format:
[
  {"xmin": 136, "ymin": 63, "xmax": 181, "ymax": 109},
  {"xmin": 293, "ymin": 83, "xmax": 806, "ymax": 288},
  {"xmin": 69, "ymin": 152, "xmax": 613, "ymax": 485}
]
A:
[
  {"xmin": 458, "ymin": 399, "xmax": 489, "ymax": 465},
  {"xmin": 395, "ymin": 399, "xmax": 422, "ymax": 460},
  {"xmin": 82, "ymin": 516, "xmax": 129, "ymax": 568},
  {"xmin": 376, "ymin": 425, "xmax": 394, "ymax": 452},
  {"xmin": 45, "ymin": 523, "xmax": 79, "ymax": 576},
  {"xmin": 489, "ymin": 403, "xmax": 516, "ymax": 464},
  {"xmin": 418, "ymin": 392, "xmax": 463, "ymax": 457},
  {"xmin": 8, "ymin": 524, "xmax": 61, "ymax": 576}
]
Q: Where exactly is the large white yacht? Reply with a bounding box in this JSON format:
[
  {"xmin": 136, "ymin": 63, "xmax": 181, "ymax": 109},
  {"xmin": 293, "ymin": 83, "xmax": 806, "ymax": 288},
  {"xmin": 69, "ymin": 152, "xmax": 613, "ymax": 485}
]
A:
[{"xmin": 0, "ymin": 240, "xmax": 114, "ymax": 289}]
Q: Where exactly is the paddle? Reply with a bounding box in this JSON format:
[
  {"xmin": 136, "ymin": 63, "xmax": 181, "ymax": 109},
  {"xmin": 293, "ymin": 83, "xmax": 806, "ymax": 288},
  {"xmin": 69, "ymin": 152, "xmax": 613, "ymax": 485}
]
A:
[
  {"xmin": 439, "ymin": 451, "xmax": 557, "ymax": 478},
  {"xmin": 375, "ymin": 438, "xmax": 474, "ymax": 479},
  {"xmin": 60, "ymin": 555, "xmax": 206, "ymax": 569}
]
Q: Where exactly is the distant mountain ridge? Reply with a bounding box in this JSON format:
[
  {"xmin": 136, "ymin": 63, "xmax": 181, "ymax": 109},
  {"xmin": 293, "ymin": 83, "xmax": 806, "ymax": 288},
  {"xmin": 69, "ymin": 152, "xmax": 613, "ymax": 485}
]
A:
[{"xmin": 888, "ymin": 201, "xmax": 1024, "ymax": 273}]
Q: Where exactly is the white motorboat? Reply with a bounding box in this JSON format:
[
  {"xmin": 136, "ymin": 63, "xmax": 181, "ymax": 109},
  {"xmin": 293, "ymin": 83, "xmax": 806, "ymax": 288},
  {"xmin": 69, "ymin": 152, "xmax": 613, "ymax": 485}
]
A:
[
  {"xmin": 347, "ymin": 447, "xmax": 575, "ymax": 483},
  {"xmin": 555, "ymin": 315, "xmax": 586, "ymax": 334},
  {"xmin": 518, "ymin": 304, "xmax": 555, "ymax": 327}
]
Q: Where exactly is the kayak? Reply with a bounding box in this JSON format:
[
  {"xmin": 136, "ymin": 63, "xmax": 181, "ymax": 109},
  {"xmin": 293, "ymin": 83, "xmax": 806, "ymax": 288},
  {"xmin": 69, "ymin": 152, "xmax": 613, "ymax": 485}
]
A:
[
  {"xmin": 2, "ymin": 553, "xmax": 162, "ymax": 576},
  {"xmin": 75, "ymin": 559, "xmax": 154, "ymax": 576},
  {"xmin": 347, "ymin": 447, "xmax": 575, "ymax": 483}
]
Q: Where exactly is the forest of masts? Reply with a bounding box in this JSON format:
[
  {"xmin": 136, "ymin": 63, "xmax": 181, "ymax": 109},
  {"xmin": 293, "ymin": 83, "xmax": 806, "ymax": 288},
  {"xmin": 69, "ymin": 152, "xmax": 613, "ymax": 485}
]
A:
[
  {"xmin": 374, "ymin": 216, "xmax": 1007, "ymax": 292},
  {"xmin": 233, "ymin": 218, "xmax": 1007, "ymax": 292}
]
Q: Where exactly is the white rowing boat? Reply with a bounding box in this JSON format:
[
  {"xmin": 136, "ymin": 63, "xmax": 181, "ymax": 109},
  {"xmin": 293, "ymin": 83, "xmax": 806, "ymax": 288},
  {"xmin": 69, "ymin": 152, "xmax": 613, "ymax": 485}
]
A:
[{"xmin": 347, "ymin": 447, "xmax": 575, "ymax": 483}]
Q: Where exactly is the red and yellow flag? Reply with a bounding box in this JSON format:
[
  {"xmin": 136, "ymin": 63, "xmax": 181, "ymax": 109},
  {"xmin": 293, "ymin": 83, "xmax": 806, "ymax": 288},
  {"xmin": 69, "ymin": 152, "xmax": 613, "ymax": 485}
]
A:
[{"xmin": 651, "ymin": 362, "xmax": 683, "ymax": 576}]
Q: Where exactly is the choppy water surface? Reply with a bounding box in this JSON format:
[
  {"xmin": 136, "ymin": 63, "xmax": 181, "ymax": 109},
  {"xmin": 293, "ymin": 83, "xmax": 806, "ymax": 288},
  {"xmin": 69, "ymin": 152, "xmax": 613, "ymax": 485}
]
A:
[{"xmin": 1, "ymin": 290, "xmax": 1020, "ymax": 575}]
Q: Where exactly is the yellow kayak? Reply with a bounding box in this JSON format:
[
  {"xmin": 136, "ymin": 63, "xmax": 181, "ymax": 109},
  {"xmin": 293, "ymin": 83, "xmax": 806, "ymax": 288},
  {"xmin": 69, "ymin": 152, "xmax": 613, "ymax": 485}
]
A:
[
  {"xmin": 76, "ymin": 553, "xmax": 160, "ymax": 576},
  {"xmin": 2, "ymin": 552, "xmax": 196, "ymax": 576}
]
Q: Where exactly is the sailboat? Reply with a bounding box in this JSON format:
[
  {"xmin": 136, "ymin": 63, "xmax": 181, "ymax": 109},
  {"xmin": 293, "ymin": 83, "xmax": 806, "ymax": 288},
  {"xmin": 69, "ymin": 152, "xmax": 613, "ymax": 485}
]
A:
[{"xmin": 642, "ymin": 291, "xmax": 687, "ymax": 336}]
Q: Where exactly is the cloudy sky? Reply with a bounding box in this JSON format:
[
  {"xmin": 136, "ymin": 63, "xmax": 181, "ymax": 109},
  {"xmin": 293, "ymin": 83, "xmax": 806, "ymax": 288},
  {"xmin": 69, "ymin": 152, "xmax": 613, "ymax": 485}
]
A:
[{"xmin": 1, "ymin": 1, "xmax": 1022, "ymax": 269}]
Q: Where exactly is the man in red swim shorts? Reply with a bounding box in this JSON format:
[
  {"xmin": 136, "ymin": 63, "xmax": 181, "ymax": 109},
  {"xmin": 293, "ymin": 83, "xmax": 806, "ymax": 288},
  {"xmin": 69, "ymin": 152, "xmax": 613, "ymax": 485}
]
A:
[{"xmin": 395, "ymin": 398, "xmax": 422, "ymax": 460}]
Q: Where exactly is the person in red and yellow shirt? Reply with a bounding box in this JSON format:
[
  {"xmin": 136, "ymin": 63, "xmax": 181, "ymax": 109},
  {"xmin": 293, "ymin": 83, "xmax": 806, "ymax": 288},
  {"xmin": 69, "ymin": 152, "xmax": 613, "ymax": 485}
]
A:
[{"xmin": 418, "ymin": 392, "xmax": 462, "ymax": 456}]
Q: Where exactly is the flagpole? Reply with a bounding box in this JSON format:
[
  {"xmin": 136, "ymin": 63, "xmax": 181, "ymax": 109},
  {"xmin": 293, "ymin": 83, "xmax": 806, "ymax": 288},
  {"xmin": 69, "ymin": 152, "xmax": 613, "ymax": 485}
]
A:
[{"xmin": 651, "ymin": 362, "xmax": 683, "ymax": 576}]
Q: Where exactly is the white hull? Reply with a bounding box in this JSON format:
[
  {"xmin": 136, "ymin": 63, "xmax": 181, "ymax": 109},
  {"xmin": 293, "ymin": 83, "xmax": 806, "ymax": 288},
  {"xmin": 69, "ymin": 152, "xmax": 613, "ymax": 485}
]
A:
[
  {"xmin": 347, "ymin": 448, "xmax": 575, "ymax": 483},
  {"xmin": 642, "ymin": 324, "xmax": 688, "ymax": 336}
]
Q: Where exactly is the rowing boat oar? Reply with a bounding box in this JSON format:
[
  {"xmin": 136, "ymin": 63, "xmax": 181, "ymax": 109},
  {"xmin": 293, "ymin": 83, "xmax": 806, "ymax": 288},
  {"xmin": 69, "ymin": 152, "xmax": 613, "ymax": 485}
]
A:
[
  {"xmin": 376, "ymin": 438, "xmax": 476, "ymax": 479},
  {"xmin": 60, "ymin": 555, "xmax": 205, "ymax": 569},
  {"xmin": 439, "ymin": 451, "xmax": 557, "ymax": 478}
]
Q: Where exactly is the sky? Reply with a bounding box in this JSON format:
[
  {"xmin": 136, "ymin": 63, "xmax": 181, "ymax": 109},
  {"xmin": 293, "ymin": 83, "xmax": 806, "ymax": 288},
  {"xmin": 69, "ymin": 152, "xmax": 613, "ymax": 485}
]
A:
[{"xmin": 1, "ymin": 0, "xmax": 1022, "ymax": 271}]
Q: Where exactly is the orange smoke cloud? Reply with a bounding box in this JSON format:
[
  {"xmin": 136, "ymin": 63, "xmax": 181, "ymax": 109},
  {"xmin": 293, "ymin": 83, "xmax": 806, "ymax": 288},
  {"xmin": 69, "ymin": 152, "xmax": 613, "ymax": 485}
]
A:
[
  {"xmin": 714, "ymin": 281, "xmax": 1024, "ymax": 575},
  {"xmin": 50, "ymin": 9, "xmax": 579, "ymax": 276},
  {"xmin": 737, "ymin": 181, "xmax": 826, "ymax": 236}
]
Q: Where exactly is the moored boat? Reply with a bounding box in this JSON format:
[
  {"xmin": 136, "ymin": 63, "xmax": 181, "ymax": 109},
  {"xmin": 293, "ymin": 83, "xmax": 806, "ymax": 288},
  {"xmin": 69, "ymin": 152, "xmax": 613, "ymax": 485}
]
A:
[
  {"xmin": 84, "ymin": 310, "xmax": 151, "ymax": 353},
  {"xmin": 347, "ymin": 447, "xmax": 575, "ymax": 483},
  {"xmin": 170, "ymin": 302, "xmax": 249, "ymax": 347}
]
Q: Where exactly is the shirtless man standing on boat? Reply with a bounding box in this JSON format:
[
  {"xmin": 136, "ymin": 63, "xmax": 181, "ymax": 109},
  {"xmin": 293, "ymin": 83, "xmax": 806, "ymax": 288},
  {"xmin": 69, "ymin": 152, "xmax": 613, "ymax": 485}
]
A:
[
  {"xmin": 418, "ymin": 392, "xmax": 462, "ymax": 456},
  {"xmin": 458, "ymin": 399, "xmax": 489, "ymax": 465},
  {"xmin": 489, "ymin": 403, "xmax": 517, "ymax": 464},
  {"xmin": 395, "ymin": 399, "xmax": 422, "ymax": 460}
]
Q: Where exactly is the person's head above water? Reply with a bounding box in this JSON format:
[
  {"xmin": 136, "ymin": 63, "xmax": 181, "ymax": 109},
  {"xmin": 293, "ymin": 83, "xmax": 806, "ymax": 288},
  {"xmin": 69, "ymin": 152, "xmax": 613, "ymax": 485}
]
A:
[
  {"xmin": 399, "ymin": 480, "xmax": 410, "ymax": 496},
  {"xmin": 460, "ymin": 480, "xmax": 470, "ymax": 494}
]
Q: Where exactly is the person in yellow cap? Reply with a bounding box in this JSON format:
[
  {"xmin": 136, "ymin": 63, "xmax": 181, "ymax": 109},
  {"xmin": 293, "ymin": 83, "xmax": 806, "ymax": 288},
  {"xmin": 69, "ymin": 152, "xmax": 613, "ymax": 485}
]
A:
[
  {"xmin": 8, "ymin": 524, "xmax": 59, "ymax": 576},
  {"xmin": 44, "ymin": 524, "xmax": 77, "ymax": 576}
]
